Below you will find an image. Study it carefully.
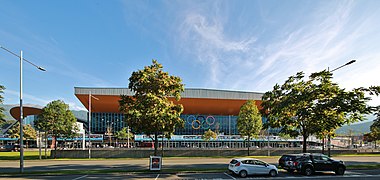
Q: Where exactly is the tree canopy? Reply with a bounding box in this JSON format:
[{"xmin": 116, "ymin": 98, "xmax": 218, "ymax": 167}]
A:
[
  {"xmin": 237, "ymin": 100, "xmax": 262, "ymax": 155},
  {"xmin": 119, "ymin": 60, "xmax": 184, "ymax": 155},
  {"xmin": 370, "ymin": 114, "xmax": 380, "ymax": 142},
  {"xmin": 203, "ymin": 129, "xmax": 217, "ymax": 141},
  {"xmin": 115, "ymin": 127, "xmax": 134, "ymax": 140},
  {"xmin": 7, "ymin": 122, "xmax": 36, "ymax": 140},
  {"xmin": 34, "ymin": 100, "xmax": 78, "ymax": 156},
  {"xmin": 261, "ymin": 70, "xmax": 379, "ymax": 153}
]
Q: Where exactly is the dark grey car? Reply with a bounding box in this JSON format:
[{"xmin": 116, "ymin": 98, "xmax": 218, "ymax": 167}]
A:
[{"xmin": 278, "ymin": 154, "xmax": 303, "ymax": 173}]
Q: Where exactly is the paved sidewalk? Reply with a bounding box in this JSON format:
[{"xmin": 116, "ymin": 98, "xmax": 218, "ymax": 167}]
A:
[{"xmin": 0, "ymin": 156, "xmax": 379, "ymax": 174}]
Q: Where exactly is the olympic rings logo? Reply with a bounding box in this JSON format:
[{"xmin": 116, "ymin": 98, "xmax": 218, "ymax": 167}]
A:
[{"xmin": 186, "ymin": 115, "xmax": 216, "ymax": 130}]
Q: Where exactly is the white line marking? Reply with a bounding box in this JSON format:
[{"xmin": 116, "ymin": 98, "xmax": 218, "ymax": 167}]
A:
[
  {"xmin": 224, "ymin": 172, "xmax": 236, "ymax": 180},
  {"xmin": 266, "ymin": 174, "xmax": 380, "ymax": 179},
  {"xmin": 72, "ymin": 175, "xmax": 88, "ymax": 180},
  {"xmin": 155, "ymin": 174, "xmax": 160, "ymax": 180}
]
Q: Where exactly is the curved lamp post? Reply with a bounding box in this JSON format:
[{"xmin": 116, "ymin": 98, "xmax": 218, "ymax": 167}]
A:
[
  {"xmin": 88, "ymin": 91, "xmax": 98, "ymax": 159},
  {"xmin": 0, "ymin": 45, "xmax": 46, "ymax": 173},
  {"xmin": 327, "ymin": 59, "xmax": 356, "ymax": 157},
  {"xmin": 330, "ymin": 60, "xmax": 356, "ymax": 72}
]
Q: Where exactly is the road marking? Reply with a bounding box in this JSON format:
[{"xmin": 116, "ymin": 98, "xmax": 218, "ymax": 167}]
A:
[
  {"xmin": 259, "ymin": 174, "xmax": 380, "ymax": 179},
  {"xmin": 224, "ymin": 172, "xmax": 236, "ymax": 180},
  {"xmin": 155, "ymin": 174, "xmax": 160, "ymax": 180},
  {"xmin": 72, "ymin": 175, "xmax": 88, "ymax": 180}
]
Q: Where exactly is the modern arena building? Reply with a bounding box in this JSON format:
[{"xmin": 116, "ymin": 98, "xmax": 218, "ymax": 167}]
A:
[{"xmin": 74, "ymin": 87, "xmax": 304, "ymax": 149}]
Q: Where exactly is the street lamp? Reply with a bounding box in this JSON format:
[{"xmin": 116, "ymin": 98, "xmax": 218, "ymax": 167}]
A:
[
  {"xmin": 330, "ymin": 60, "xmax": 356, "ymax": 72},
  {"xmin": 327, "ymin": 59, "xmax": 356, "ymax": 157},
  {"xmin": 127, "ymin": 126, "xmax": 130, "ymax": 148},
  {"xmin": 88, "ymin": 91, "xmax": 98, "ymax": 159},
  {"xmin": 0, "ymin": 45, "xmax": 46, "ymax": 173}
]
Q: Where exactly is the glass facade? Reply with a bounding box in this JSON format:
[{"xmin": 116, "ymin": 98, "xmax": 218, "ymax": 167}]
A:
[
  {"xmin": 176, "ymin": 115, "xmax": 239, "ymax": 135},
  {"xmin": 90, "ymin": 113, "xmax": 126, "ymax": 134},
  {"xmin": 89, "ymin": 113, "xmax": 271, "ymax": 135},
  {"xmin": 24, "ymin": 115, "xmax": 36, "ymax": 127}
]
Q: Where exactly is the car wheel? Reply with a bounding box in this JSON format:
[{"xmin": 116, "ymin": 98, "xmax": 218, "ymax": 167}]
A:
[
  {"xmin": 239, "ymin": 170, "xmax": 248, "ymax": 178},
  {"xmin": 287, "ymin": 169, "xmax": 295, "ymax": 173},
  {"xmin": 335, "ymin": 166, "xmax": 345, "ymax": 175},
  {"xmin": 303, "ymin": 166, "xmax": 313, "ymax": 176},
  {"xmin": 269, "ymin": 170, "xmax": 277, "ymax": 177}
]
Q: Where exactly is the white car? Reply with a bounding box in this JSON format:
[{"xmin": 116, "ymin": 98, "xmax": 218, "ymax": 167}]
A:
[{"xmin": 228, "ymin": 158, "xmax": 278, "ymax": 178}]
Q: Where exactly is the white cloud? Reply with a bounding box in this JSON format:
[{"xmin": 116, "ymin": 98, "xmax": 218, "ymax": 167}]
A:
[
  {"xmin": 66, "ymin": 101, "xmax": 87, "ymax": 111},
  {"xmin": 178, "ymin": 12, "xmax": 257, "ymax": 87},
  {"xmin": 4, "ymin": 89, "xmax": 50, "ymax": 106},
  {"xmin": 4, "ymin": 89, "xmax": 87, "ymax": 111},
  {"xmin": 176, "ymin": 1, "xmax": 380, "ymax": 97}
]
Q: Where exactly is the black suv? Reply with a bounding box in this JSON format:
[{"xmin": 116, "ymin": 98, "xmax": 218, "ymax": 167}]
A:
[
  {"xmin": 278, "ymin": 154, "xmax": 303, "ymax": 173},
  {"xmin": 295, "ymin": 153, "xmax": 346, "ymax": 176}
]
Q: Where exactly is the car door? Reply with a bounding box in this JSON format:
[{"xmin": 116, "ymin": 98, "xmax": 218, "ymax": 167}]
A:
[
  {"xmin": 243, "ymin": 160, "xmax": 257, "ymax": 175},
  {"xmin": 253, "ymin": 160, "xmax": 269, "ymax": 174},
  {"xmin": 321, "ymin": 154, "xmax": 334, "ymax": 171},
  {"xmin": 312, "ymin": 155, "xmax": 325, "ymax": 171}
]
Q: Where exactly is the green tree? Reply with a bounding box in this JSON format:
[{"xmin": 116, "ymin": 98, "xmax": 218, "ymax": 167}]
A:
[
  {"xmin": 237, "ymin": 100, "xmax": 262, "ymax": 156},
  {"xmin": 0, "ymin": 85, "xmax": 5, "ymax": 123},
  {"xmin": 203, "ymin": 129, "xmax": 217, "ymax": 141},
  {"xmin": 115, "ymin": 127, "xmax": 134, "ymax": 144},
  {"xmin": 8, "ymin": 122, "xmax": 37, "ymax": 148},
  {"xmin": 261, "ymin": 71, "xmax": 379, "ymax": 153},
  {"xmin": 203, "ymin": 129, "xmax": 217, "ymax": 148},
  {"xmin": 8, "ymin": 122, "xmax": 37, "ymax": 139},
  {"xmin": 370, "ymin": 114, "xmax": 380, "ymax": 148},
  {"xmin": 35, "ymin": 100, "xmax": 78, "ymax": 158},
  {"xmin": 119, "ymin": 60, "xmax": 184, "ymax": 156}
]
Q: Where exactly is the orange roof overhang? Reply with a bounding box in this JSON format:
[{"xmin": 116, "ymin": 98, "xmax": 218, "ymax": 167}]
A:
[
  {"xmin": 10, "ymin": 106, "xmax": 42, "ymax": 121},
  {"xmin": 75, "ymin": 94, "xmax": 262, "ymax": 116}
]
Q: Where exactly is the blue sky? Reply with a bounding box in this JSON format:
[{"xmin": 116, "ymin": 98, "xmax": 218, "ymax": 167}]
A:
[{"xmin": 1, "ymin": 0, "xmax": 380, "ymax": 111}]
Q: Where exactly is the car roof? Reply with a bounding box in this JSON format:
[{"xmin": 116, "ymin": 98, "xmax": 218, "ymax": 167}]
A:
[
  {"xmin": 282, "ymin": 154, "xmax": 304, "ymax": 156},
  {"xmin": 233, "ymin": 158, "xmax": 261, "ymax": 161}
]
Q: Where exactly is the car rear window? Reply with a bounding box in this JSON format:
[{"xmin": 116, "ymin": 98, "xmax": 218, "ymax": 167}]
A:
[
  {"xmin": 299, "ymin": 156, "xmax": 310, "ymax": 161},
  {"xmin": 280, "ymin": 155, "xmax": 301, "ymax": 161},
  {"xmin": 230, "ymin": 159, "xmax": 238, "ymax": 164}
]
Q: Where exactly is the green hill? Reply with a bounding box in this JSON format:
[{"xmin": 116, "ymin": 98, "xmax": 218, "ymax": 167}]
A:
[
  {"xmin": 335, "ymin": 120, "xmax": 374, "ymax": 135},
  {"xmin": 1, "ymin": 104, "xmax": 18, "ymax": 121}
]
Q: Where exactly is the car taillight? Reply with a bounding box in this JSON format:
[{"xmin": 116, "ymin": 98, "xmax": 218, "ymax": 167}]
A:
[
  {"xmin": 236, "ymin": 162, "xmax": 241, "ymax": 167},
  {"xmin": 294, "ymin": 162, "xmax": 298, "ymax": 166}
]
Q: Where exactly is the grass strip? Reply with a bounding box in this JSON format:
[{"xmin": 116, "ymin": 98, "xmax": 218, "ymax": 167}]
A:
[
  {"xmin": 0, "ymin": 151, "xmax": 51, "ymax": 160},
  {"xmin": 335, "ymin": 154, "xmax": 380, "ymax": 157},
  {"xmin": 0, "ymin": 152, "xmax": 281, "ymax": 161},
  {"xmin": 346, "ymin": 164, "xmax": 380, "ymax": 170}
]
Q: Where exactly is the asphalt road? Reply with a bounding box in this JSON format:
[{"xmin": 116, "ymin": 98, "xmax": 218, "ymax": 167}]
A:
[
  {"xmin": 1, "ymin": 156, "xmax": 380, "ymax": 173},
  {"xmin": 0, "ymin": 156, "xmax": 379, "ymax": 180},
  {"xmin": 1, "ymin": 170, "xmax": 380, "ymax": 180}
]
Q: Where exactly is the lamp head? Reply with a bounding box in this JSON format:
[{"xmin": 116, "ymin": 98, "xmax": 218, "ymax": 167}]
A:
[
  {"xmin": 37, "ymin": 66, "xmax": 46, "ymax": 71},
  {"xmin": 346, "ymin": 60, "xmax": 356, "ymax": 66}
]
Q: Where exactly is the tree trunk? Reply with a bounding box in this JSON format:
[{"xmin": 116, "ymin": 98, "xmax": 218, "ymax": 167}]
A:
[
  {"xmin": 54, "ymin": 136, "xmax": 57, "ymax": 159},
  {"xmin": 38, "ymin": 131, "xmax": 41, "ymax": 160},
  {"xmin": 322, "ymin": 136, "xmax": 325, "ymax": 154},
  {"xmin": 303, "ymin": 134, "xmax": 307, "ymax": 153},
  {"xmin": 247, "ymin": 135, "xmax": 250, "ymax": 156},
  {"xmin": 154, "ymin": 132, "xmax": 158, "ymax": 156},
  {"xmin": 44, "ymin": 132, "xmax": 47, "ymax": 159},
  {"xmin": 161, "ymin": 132, "xmax": 164, "ymax": 157},
  {"xmin": 328, "ymin": 135, "xmax": 331, "ymax": 157}
]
